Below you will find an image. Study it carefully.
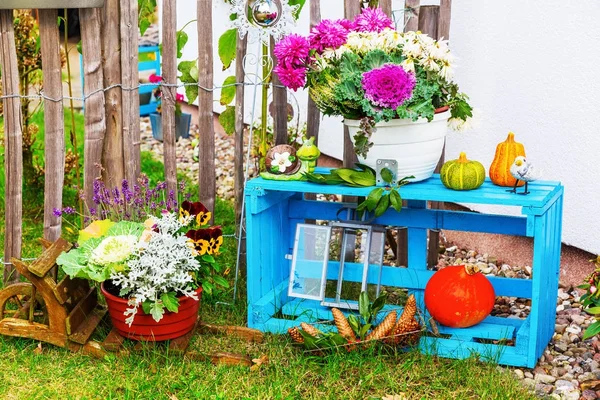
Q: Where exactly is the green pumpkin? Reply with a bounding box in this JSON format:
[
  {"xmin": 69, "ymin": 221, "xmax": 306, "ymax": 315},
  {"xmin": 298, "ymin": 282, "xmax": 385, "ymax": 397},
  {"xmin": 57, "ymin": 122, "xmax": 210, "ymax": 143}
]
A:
[{"xmin": 440, "ymin": 152, "xmax": 485, "ymax": 191}]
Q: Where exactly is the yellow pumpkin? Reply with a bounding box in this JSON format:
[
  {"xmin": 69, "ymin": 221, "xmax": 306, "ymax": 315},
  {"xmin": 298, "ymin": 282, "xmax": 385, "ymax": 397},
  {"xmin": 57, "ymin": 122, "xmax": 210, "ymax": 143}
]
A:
[{"xmin": 489, "ymin": 132, "xmax": 526, "ymax": 187}]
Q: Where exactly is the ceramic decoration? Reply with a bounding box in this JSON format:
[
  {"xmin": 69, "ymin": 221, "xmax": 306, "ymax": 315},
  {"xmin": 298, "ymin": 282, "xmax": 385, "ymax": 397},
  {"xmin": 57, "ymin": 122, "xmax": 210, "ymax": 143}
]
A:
[
  {"xmin": 260, "ymin": 137, "xmax": 320, "ymax": 181},
  {"xmin": 230, "ymin": 0, "xmax": 299, "ymax": 44},
  {"xmin": 508, "ymin": 156, "xmax": 539, "ymax": 195}
]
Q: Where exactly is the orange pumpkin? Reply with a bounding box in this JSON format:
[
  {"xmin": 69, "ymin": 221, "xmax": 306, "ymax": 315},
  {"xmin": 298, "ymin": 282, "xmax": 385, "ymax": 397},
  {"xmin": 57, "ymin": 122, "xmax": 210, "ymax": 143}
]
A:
[
  {"xmin": 489, "ymin": 132, "xmax": 526, "ymax": 187},
  {"xmin": 424, "ymin": 265, "xmax": 495, "ymax": 328}
]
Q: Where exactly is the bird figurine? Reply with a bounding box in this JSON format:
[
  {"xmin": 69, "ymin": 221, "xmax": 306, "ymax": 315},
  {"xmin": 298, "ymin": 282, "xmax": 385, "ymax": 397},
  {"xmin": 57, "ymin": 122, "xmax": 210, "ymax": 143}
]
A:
[{"xmin": 508, "ymin": 156, "xmax": 538, "ymax": 195}]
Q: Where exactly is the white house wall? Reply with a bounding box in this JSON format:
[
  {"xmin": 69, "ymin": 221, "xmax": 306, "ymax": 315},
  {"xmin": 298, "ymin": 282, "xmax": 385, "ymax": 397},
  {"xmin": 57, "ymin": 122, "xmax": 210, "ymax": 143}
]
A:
[{"xmin": 170, "ymin": 0, "xmax": 600, "ymax": 255}]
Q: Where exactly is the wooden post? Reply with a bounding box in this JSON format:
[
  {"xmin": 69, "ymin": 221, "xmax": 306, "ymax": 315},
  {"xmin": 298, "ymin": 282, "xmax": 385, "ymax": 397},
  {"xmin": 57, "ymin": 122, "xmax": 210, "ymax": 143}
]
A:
[
  {"xmin": 80, "ymin": 8, "xmax": 106, "ymax": 210},
  {"xmin": 418, "ymin": 6, "xmax": 439, "ymax": 38},
  {"xmin": 404, "ymin": 0, "xmax": 420, "ymax": 32},
  {"xmin": 120, "ymin": 0, "xmax": 141, "ymax": 186},
  {"xmin": 0, "ymin": 9, "xmax": 23, "ymax": 283},
  {"xmin": 379, "ymin": 0, "xmax": 392, "ymax": 18},
  {"xmin": 342, "ymin": 0, "xmax": 361, "ymax": 170},
  {"xmin": 101, "ymin": 0, "xmax": 124, "ymax": 189},
  {"xmin": 306, "ymin": 0, "xmax": 321, "ymax": 145},
  {"xmin": 197, "ymin": 0, "xmax": 216, "ymax": 219},
  {"xmin": 234, "ymin": 37, "xmax": 248, "ymax": 223},
  {"xmin": 162, "ymin": 0, "xmax": 178, "ymax": 197},
  {"xmin": 39, "ymin": 9, "xmax": 65, "ymax": 244},
  {"xmin": 437, "ymin": 0, "xmax": 452, "ymax": 40},
  {"xmin": 270, "ymin": 37, "xmax": 287, "ymax": 146}
]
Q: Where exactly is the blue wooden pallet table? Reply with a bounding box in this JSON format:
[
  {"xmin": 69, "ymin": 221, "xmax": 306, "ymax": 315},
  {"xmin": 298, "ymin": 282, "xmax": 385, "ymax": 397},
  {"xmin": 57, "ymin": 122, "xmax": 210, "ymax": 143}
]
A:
[{"xmin": 244, "ymin": 170, "xmax": 563, "ymax": 367}]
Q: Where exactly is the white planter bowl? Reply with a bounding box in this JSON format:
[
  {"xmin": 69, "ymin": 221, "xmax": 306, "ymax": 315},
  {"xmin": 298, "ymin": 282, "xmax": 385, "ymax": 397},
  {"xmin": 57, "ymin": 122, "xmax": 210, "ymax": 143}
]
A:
[{"xmin": 346, "ymin": 110, "xmax": 450, "ymax": 182}]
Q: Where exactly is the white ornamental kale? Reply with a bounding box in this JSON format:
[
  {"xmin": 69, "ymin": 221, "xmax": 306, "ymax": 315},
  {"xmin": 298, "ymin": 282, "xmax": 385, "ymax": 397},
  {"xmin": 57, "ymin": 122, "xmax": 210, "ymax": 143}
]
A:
[
  {"xmin": 110, "ymin": 212, "xmax": 200, "ymax": 326},
  {"xmin": 90, "ymin": 235, "xmax": 138, "ymax": 266}
]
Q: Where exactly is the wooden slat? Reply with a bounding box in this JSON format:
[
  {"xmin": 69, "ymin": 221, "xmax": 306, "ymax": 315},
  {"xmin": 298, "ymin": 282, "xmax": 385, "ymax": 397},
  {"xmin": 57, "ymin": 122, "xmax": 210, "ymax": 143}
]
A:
[
  {"xmin": 0, "ymin": 318, "xmax": 67, "ymax": 348},
  {"xmin": 198, "ymin": 0, "xmax": 216, "ymax": 221},
  {"xmin": 185, "ymin": 351, "xmax": 253, "ymax": 367},
  {"xmin": 68, "ymin": 307, "xmax": 107, "ymax": 344},
  {"xmin": 101, "ymin": 0, "xmax": 125, "ymax": 188},
  {"xmin": 234, "ymin": 36, "xmax": 248, "ymax": 222},
  {"xmin": 0, "ymin": 9, "xmax": 23, "ymax": 284},
  {"xmin": 28, "ymin": 238, "xmax": 71, "ymax": 278},
  {"xmin": 169, "ymin": 317, "xmax": 199, "ymax": 354},
  {"xmin": 417, "ymin": 5, "xmax": 439, "ymax": 38},
  {"xmin": 53, "ymin": 276, "xmax": 90, "ymax": 305},
  {"xmin": 102, "ymin": 327, "xmax": 126, "ymax": 352},
  {"xmin": 80, "ymin": 7, "xmax": 107, "ymax": 208},
  {"xmin": 379, "ymin": 0, "xmax": 392, "ymax": 17},
  {"xmin": 65, "ymin": 286, "xmax": 98, "ymax": 335},
  {"xmin": 162, "ymin": 0, "xmax": 178, "ymax": 197},
  {"xmin": 404, "ymin": 0, "xmax": 420, "ymax": 32},
  {"xmin": 120, "ymin": 0, "xmax": 141, "ymax": 185},
  {"xmin": 39, "ymin": 9, "xmax": 65, "ymax": 244},
  {"xmin": 270, "ymin": 37, "xmax": 288, "ymax": 145},
  {"xmin": 198, "ymin": 322, "xmax": 265, "ymax": 343},
  {"xmin": 437, "ymin": 0, "xmax": 452, "ymax": 39}
]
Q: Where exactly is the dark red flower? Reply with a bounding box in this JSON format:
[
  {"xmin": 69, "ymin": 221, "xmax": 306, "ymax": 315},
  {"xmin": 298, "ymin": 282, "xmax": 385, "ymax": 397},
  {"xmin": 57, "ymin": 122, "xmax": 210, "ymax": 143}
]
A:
[{"xmin": 179, "ymin": 201, "xmax": 211, "ymax": 226}]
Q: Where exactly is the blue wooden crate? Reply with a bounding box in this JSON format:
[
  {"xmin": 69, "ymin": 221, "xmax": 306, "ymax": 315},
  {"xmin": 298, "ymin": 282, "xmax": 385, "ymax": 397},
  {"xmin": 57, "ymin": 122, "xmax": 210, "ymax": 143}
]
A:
[{"xmin": 244, "ymin": 171, "xmax": 563, "ymax": 368}]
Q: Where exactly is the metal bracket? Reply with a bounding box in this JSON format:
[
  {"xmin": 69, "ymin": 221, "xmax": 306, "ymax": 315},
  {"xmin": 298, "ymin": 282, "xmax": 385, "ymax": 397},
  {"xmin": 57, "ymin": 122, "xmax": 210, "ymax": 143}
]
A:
[{"xmin": 376, "ymin": 159, "xmax": 398, "ymax": 186}]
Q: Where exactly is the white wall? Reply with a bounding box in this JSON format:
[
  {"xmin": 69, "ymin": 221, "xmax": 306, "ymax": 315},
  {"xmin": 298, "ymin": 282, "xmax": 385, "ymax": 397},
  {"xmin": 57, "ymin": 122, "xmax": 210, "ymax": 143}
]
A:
[{"xmin": 172, "ymin": 0, "xmax": 600, "ymax": 255}]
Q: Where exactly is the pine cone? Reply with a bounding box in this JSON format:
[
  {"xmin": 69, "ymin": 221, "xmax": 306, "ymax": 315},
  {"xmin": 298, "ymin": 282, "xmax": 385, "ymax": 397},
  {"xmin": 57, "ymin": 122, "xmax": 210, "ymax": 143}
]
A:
[
  {"xmin": 386, "ymin": 295, "xmax": 419, "ymax": 345},
  {"xmin": 366, "ymin": 310, "xmax": 397, "ymax": 342},
  {"xmin": 332, "ymin": 308, "xmax": 357, "ymax": 342},
  {"xmin": 300, "ymin": 322, "xmax": 321, "ymax": 338},
  {"xmin": 395, "ymin": 319, "xmax": 421, "ymax": 346},
  {"xmin": 288, "ymin": 327, "xmax": 304, "ymax": 344}
]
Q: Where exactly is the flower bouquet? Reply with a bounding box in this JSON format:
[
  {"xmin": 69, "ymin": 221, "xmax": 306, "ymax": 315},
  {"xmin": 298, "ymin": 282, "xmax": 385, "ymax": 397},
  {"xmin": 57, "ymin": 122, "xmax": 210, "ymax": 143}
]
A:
[
  {"xmin": 273, "ymin": 7, "xmax": 473, "ymax": 168},
  {"xmin": 56, "ymin": 177, "xmax": 228, "ymax": 339}
]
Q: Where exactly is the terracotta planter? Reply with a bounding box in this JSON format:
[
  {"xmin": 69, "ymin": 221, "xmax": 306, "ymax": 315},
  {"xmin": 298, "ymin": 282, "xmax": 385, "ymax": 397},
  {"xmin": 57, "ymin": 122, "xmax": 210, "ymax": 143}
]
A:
[
  {"xmin": 346, "ymin": 109, "xmax": 450, "ymax": 182},
  {"xmin": 101, "ymin": 282, "xmax": 201, "ymax": 341}
]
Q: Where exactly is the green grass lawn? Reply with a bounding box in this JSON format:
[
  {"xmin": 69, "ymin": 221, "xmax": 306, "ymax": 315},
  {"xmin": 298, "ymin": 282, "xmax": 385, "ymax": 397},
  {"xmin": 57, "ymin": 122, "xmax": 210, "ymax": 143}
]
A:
[{"xmin": 0, "ymin": 112, "xmax": 535, "ymax": 399}]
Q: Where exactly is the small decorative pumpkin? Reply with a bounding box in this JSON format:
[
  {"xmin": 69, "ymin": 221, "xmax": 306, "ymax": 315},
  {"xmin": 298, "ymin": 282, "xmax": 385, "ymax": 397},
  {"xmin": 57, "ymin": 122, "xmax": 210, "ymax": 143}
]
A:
[
  {"xmin": 440, "ymin": 152, "xmax": 485, "ymax": 191},
  {"xmin": 489, "ymin": 132, "xmax": 526, "ymax": 187},
  {"xmin": 424, "ymin": 264, "xmax": 495, "ymax": 328}
]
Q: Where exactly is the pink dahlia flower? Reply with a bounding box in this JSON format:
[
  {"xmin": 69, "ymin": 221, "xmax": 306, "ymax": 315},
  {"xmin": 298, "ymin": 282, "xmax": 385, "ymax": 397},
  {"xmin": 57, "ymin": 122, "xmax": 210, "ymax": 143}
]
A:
[
  {"xmin": 362, "ymin": 64, "xmax": 415, "ymax": 109},
  {"xmin": 274, "ymin": 64, "xmax": 307, "ymax": 91},
  {"xmin": 274, "ymin": 34, "xmax": 310, "ymax": 68},
  {"xmin": 309, "ymin": 19, "xmax": 349, "ymax": 53},
  {"xmin": 353, "ymin": 7, "xmax": 394, "ymax": 33}
]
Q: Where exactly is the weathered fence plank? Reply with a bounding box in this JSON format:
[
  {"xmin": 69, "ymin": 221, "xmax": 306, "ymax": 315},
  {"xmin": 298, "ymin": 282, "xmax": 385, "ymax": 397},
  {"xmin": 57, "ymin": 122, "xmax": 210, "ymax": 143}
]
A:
[
  {"xmin": 342, "ymin": 0, "xmax": 361, "ymax": 170},
  {"xmin": 102, "ymin": 0, "xmax": 124, "ymax": 188},
  {"xmin": 120, "ymin": 0, "xmax": 141, "ymax": 185},
  {"xmin": 198, "ymin": 0, "xmax": 215, "ymax": 220},
  {"xmin": 306, "ymin": 0, "xmax": 321, "ymax": 145},
  {"xmin": 404, "ymin": 0, "xmax": 420, "ymax": 32},
  {"xmin": 162, "ymin": 0, "xmax": 178, "ymax": 197},
  {"xmin": 379, "ymin": 0, "xmax": 392, "ymax": 17},
  {"xmin": 234, "ymin": 36, "xmax": 248, "ymax": 222},
  {"xmin": 438, "ymin": 0, "xmax": 452, "ymax": 40},
  {"xmin": 0, "ymin": 9, "xmax": 23, "ymax": 283},
  {"xmin": 270, "ymin": 37, "xmax": 288, "ymax": 146},
  {"xmin": 80, "ymin": 8, "xmax": 107, "ymax": 209},
  {"xmin": 418, "ymin": 5, "xmax": 439, "ymax": 38},
  {"xmin": 39, "ymin": 9, "xmax": 65, "ymax": 244}
]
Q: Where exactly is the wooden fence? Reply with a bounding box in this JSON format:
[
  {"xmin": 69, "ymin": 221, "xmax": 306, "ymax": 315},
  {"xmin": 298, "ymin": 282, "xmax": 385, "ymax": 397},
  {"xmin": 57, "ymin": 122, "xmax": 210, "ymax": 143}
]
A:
[{"xmin": 1, "ymin": 0, "xmax": 451, "ymax": 283}]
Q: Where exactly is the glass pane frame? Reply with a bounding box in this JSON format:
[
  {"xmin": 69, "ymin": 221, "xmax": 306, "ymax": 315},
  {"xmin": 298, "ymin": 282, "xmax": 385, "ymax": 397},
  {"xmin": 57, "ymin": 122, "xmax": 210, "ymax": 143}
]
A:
[{"xmin": 287, "ymin": 224, "xmax": 332, "ymax": 301}]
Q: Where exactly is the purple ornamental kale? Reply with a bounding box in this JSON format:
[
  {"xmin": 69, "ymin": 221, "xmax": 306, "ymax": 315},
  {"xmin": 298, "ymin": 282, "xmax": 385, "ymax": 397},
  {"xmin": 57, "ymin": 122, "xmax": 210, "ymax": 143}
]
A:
[{"xmin": 361, "ymin": 64, "xmax": 416, "ymax": 110}]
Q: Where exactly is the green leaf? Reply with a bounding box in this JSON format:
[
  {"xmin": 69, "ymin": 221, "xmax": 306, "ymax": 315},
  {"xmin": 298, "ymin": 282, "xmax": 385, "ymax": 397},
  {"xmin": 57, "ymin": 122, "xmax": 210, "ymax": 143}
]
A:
[
  {"xmin": 584, "ymin": 306, "xmax": 600, "ymax": 315},
  {"xmin": 202, "ymin": 281, "xmax": 215, "ymax": 295},
  {"xmin": 299, "ymin": 330, "xmax": 318, "ymax": 349},
  {"xmin": 380, "ymin": 167, "xmax": 393, "ymax": 184},
  {"xmin": 584, "ymin": 321, "xmax": 600, "ymax": 340},
  {"xmin": 218, "ymin": 28, "xmax": 237, "ymax": 70},
  {"xmin": 178, "ymin": 60, "xmax": 199, "ymax": 104},
  {"xmin": 389, "ymin": 189, "xmax": 402, "ymax": 212},
  {"xmin": 361, "ymin": 49, "xmax": 391, "ymax": 71},
  {"xmin": 347, "ymin": 314, "xmax": 361, "ymax": 336},
  {"xmin": 220, "ymin": 75, "xmax": 237, "ymax": 106},
  {"xmin": 365, "ymin": 188, "xmax": 384, "ymax": 212},
  {"xmin": 359, "ymin": 291, "xmax": 370, "ymax": 322},
  {"xmin": 176, "ymin": 30, "xmax": 188, "ymax": 59},
  {"xmin": 150, "ymin": 301, "xmax": 165, "ymax": 322},
  {"xmin": 359, "ymin": 324, "xmax": 371, "ymax": 340},
  {"xmin": 370, "ymin": 293, "xmax": 387, "ymax": 316},
  {"xmin": 201, "ymin": 254, "xmax": 216, "ymax": 263},
  {"xmin": 140, "ymin": 19, "xmax": 151, "ymax": 37},
  {"xmin": 141, "ymin": 300, "xmax": 153, "ymax": 315},
  {"xmin": 76, "ymin": 40, "xmax": 83, "ymax": 55},
  {"xmin": 288, "ymin": 0, "xmax": 306, "ymax": 20},
  {"xmin": 218, "ymin": 106, "xmax": 236, "ymax": 135},
  {"xmin": 106, "ymin": 221, "xmax": 145, "ymax": 238},
  {"xmin": 212, "ymin": 276, "xmax": 230, "ymax": 288},
  {"xmin": 374, "ymin": 193, "xmax": 390, "ymax": 217},
  {"xmin": 160, "ymin": 292, "xmax": 180, "ymax": 313}
]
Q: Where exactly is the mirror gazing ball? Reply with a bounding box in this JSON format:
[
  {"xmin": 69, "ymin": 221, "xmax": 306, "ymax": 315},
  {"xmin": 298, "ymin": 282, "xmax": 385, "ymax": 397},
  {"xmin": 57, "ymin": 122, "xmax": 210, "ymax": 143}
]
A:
[{"xmin": 249, "ymin": 0, "xmax": 281, "ymax": 27}]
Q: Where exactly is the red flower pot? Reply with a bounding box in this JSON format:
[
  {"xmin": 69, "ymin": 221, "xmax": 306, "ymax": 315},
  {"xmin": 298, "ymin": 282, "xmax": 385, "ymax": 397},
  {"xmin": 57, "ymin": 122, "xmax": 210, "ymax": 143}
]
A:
[{"xmin": 101, "ymin": 282, "xmax": 202, "ymax": 341}]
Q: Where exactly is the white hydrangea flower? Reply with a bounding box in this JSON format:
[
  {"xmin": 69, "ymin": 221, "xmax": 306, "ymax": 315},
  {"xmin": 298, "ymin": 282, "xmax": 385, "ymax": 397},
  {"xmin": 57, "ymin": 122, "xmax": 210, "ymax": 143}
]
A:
[{"xmin": 90, "ymin": 235, "xmax": 138, "ymax": 266}]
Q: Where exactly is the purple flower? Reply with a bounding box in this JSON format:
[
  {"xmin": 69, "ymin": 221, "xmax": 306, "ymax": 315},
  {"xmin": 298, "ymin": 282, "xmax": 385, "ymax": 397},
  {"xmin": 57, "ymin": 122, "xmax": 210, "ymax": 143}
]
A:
[
  {"xmin": 90, "ymin": 208, "xmax": 97, "ymax": 216},
  {"xmin": 361, "ymin": 64, "xmax": 415, "ymax": 109},
  {"xmin": 63, "ymin": 206, "xmax": 76, "ymax": 215},
  {"xmin": 274, "ymin": 34, "xmax": 310, "ymax": 68},
  {"xmin": 274, "ymin": 64, "xmax": 307, "ymax": 91},
  {"xmin": 53, "ymin": 208, "xmax": 62, "ymax": 217},
  {"xmin": 309, "ymin": 19, "xmax": 349, "ymax": 53},
  {"xmin": 353, "ymin": 7, "xmax": 394, "ymax": 33}
]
